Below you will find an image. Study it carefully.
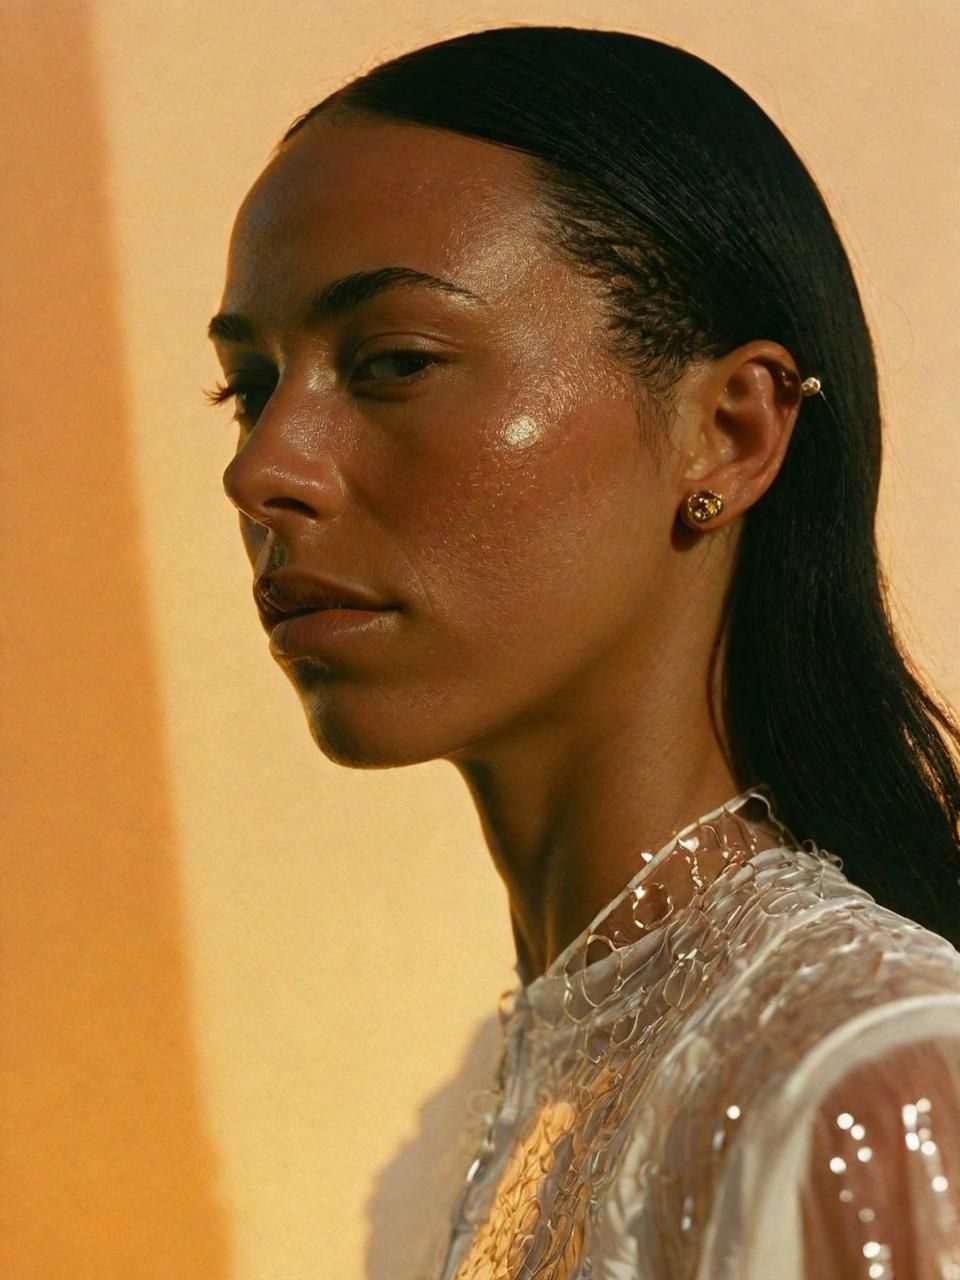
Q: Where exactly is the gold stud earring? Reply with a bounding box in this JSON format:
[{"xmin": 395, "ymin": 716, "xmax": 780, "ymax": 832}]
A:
[{"xmin": 684, "ymin": 489, "xmax": 724, "ymax": 526}]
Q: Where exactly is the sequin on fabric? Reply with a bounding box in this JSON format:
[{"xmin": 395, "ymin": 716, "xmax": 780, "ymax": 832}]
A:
[
  {"xmin": 799, "ymin": 1036, "xmax": 960, "ymax": 1278},
  {"xmin": 433, "ymin": 784, "xmax": 960, "ymax": 1280}
]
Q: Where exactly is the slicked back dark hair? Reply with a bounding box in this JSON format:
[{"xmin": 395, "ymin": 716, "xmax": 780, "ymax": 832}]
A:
[{"xmin": 280, "ymin": 25, "xmax": 960, "ymax": 947}]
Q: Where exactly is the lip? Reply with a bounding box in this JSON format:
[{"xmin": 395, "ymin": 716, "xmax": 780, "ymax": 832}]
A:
[
  {"xmin": 254, "ymin": 569, "xmax": 395, "ymax": 630},
  {"xmin": 268, "ymin": 606, "xmax": 399, "ymax": 657}
]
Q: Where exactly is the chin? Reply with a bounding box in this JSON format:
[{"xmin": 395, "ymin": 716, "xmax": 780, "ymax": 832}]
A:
[
  {"xmin": 296, "ymin": 690, "xmax": 451, "ymax": 771},
  {"xmin": 282, "ymin": 660, "xmax": 503, "ymax": 770},
  {"xmin": 306, "ymin": 724, "xmax": 423, "ymax": 770}
]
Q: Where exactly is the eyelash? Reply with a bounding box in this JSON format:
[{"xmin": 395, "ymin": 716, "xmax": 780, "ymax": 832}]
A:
[{"xmin": 202, "ymin": 348, "xmax": 442, "ymax": 421}]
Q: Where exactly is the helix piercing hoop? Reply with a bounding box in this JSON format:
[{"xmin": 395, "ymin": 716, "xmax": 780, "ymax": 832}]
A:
[{"xmin": 781, "ymin": 366, "xmax": 823, "ymax": 398}]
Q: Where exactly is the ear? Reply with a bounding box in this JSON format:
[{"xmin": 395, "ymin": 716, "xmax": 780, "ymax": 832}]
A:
[{"xmin": 673, "ymin": 340, "xmax": 805, "ymax": 532}]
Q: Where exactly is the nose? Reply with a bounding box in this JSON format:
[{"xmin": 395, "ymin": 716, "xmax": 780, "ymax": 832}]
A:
[{"xmin": 221, "ymin": 390, "xmax": 348, "ymax": 529}]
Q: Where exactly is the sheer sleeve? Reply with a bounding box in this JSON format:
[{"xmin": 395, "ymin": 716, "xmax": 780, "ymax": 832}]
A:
[
  {"xmin": 695, "ymin": 995, "xmax": 960, "ymax": 1280},
  {"xmin": 799, "ymin": 1034, "xmax": 960, "ymax": 1278}
]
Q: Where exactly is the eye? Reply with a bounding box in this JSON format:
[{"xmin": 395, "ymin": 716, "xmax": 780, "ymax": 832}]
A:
[
  {"xmin": 351, "ymin": 347, "xmax": 442, "ymax": 385},
  {"xmin": 202, "ymin": 378, "xmax": 274, "ymax": 427},
  {"xmin": 201, "ymin": 347, "xmax": 442, "ymax": 426}
]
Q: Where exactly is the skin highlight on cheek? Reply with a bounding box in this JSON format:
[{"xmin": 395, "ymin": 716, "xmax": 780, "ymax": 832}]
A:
[{"xmin": 500, "ymin": 414, "xmax": 546, "ymax": 450}]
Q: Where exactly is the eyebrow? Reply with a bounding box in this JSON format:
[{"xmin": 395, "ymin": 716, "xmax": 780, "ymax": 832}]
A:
[{"xmin": 207, "ymin": 265, "xmax": 487, "ymax": 344}]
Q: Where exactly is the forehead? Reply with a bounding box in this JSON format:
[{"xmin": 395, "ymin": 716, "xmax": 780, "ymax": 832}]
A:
[{"xmin": 225, "ymin": 115, "xmax": 547, "ymax": 308}]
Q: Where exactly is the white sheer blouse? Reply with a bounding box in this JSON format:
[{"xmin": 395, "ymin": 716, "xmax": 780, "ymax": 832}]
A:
[{"xmin": 429, "ymin": 784, "xmax": 960, "ymax": 1280}]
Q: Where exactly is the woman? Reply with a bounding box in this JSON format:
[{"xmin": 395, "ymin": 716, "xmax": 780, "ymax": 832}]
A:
[{"xmin": 205, "ymin": 25, "xmax": 960, "ymax": 1279}]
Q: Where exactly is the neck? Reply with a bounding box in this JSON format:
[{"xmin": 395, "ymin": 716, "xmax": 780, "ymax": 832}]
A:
[{"xmin": 446, "ymin": 623, "xmax": 743, "ymax": 984}]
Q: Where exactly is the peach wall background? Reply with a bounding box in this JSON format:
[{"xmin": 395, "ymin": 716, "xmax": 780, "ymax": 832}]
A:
[{"xmin": 2, "ymin": 2, "xmax": 958, "ymax": 1278}]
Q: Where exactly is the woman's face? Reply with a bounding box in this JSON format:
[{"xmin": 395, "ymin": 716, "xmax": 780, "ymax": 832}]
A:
[{"xmin": 215, "ymin": 113, "xmax": 691, "ymax": 768}]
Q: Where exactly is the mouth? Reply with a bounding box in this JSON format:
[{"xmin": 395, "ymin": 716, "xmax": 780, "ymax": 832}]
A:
[
  {"xmin": 254, "ymin": 571, "xmax": 398, "ymax": 631},
  {"xmin": 267, "ymin": 604, "xmax": 400, "ymax": 656},
  {"xmin": 258, "ymin": 600, "xmax": 396, "ymax": 629}
]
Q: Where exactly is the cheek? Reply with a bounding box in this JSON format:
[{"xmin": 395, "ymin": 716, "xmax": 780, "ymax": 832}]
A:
[{"xmin": 404, "ymin": 397, "xmax": 658, "ymax": 669}]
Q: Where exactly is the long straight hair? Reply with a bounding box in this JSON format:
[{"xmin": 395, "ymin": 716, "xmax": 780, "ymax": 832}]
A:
[{"xmin": 280, "ymin": 25, "xmax": 960, "ymax": 948}]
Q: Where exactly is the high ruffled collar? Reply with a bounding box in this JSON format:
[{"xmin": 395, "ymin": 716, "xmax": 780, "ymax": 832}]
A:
[{"xmin": 507, "ymin": 782, "xmax": 800, "ymax": 1029}]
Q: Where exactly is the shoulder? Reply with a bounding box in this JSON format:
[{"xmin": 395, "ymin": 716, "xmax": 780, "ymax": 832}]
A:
[
  {"xmin": 697, "ymin": 900, "xmax": 960, "ymax": 1279},
  {"xmin": 606, "ymin": 885, "xmax": 960, "ymax": 1277},
  {"xmin": 722, "ymin": 887, "xmax": 960, "ymax": 1075},
  {"xmin": 720, "ymin": 890, "xmax": 960, "ymax": 1147}
]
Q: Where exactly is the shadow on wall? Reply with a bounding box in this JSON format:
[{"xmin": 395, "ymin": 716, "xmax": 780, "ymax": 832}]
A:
[
  {"xmin": 366, "ymin": 1013, "xmax": 503, "ymax": 1280},
  {"xmin": 0, "ymin": 5, "xmax": 232, "ymax": 1278}
]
